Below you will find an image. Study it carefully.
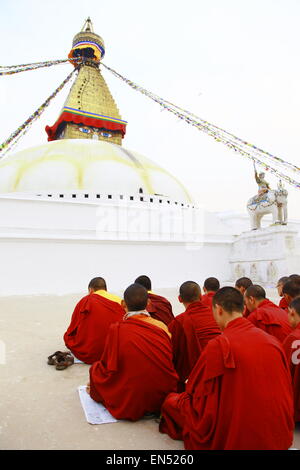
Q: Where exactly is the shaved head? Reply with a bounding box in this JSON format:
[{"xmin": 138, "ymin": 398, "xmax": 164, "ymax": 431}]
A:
[
  {"xmin": 235, "ymin": 277, "xmax": 253, "ymax": 290},
  {"xmin": 282, "ymin": 281, "xmax": 300, "ymax": 299},
  {"xmin": 124, "ymin": 284, "xmax": 148, "ymax": 311},
  {"xmin": 204, "ymin": 277, "xmax": 220, "ymax": 292},
  {"xmin": 179, "ymin": 281, "xmax": 201, "ymax": 303},
  {"xmin": 88, "ymin": 277, "xmax": 107, "ymax": 291},
  {"xmin": 135, "ymin": 275, "xmax": 152, "ymax": 291},
  {"xmin": 213, "ymin": 287, "xmax": 244, "ymax": 314},
  {"xmin": 244, "ymin": 285, "xmax": 266, "ymax": 300}
]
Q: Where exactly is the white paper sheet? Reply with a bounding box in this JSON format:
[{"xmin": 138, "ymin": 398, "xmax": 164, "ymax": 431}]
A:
[{"xmin": 78, "ymin": 385, "xmax": 118, "ymax": 425}]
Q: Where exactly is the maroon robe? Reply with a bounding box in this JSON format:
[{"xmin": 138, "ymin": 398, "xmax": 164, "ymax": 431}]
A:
[
  {"xmin": 283, "ymin": 323, "xmax": 300, "ymax": 422},
  {"xmin": 160, "ymin": 317, "xmax": 294, "ymax": 450},
  {"xmin": 168, "ymin": 301, "xmax": 220, "ymax": 389},
  {"xmin": 201, "ymin": 292, "xmax": 215, "ymax": 308},
  {"xmin": 89, "ymin": 317, "xmax": 179, "ymax": 420},
  {"xmin": 64, "ymin": 293, "xmax": 124, "ymax": 364},
  {"xmin": 146, "ymin": 292, "xmax": 175, "ymax": 326},
  {"xmin": 279, "ymin": 296, "xmax": 289, "ymax": 311},
  {"xmin": 247, "ymin": 299, "xmax": 291, "ymax": 342}
]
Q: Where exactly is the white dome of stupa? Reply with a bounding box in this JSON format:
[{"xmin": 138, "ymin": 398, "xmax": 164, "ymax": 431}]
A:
[{"xmin": 0, "ymin": 139, "xmax": 191, "ymax": 202}]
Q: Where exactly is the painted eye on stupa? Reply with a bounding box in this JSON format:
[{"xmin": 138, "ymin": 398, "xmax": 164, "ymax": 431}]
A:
[
  {"xmin": 79, "ymin": 127, "xmax": 91, "ymax": 134},
  {"xmin": 101, "ymin": 132, "xmax": 112, "ymax": 138}
]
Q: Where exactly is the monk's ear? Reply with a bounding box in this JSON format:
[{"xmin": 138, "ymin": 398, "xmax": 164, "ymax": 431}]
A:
[
  {"xmin": 121, "ymin": 299, "xmax": 127, "ymax": 311},
  {"xmin": 178, "ymin": 295, "xmax": 183, "ymax": 304}
]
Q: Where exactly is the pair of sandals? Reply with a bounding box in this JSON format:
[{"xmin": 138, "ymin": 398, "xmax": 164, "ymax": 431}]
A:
[{"xmin": 47, "ymin": 351, "xmax": 74, "ymax": 370}]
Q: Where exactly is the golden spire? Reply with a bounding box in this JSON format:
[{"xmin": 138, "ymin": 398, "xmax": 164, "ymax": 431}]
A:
[{"xmin": 46, "ymin": 19, "xmax": 127, "ymax": 146}]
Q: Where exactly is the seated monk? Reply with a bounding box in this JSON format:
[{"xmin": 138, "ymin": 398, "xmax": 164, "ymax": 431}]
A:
[
  {"xmin": 201, "ymin": 277, "xmax": 220, "ymax": 308},
  {"xmin": 88, "ymin": 283, "xmax": 178, "ymax": 421},
  {"xmin": 283, "ymin": 297, "xmax": 300, "ymax": 423},
  {"xmin": 235, "ymin": 277, "xmax": 253, "ymax": 317},
  {"xmin": 168, "ymin": 281, "xmax": 220, "ymax": 391},
  {"xmin": 277, "ymin": 276, "xmax": 290, "ymax": 310},
  {"xmin": 159, "ymin": 287, "xmax": 294, "ymax": 450},
  {"xmin": 135, "ymin": 275, "xmax": 175, "ymax": 326},
  {"xmin": 244, "ymin": 285, "xmax": 291, "ymax": 342},
  {"xmin": 282, "ymin": 280, "xmax": 300, "ymax": 309},
  {"xmin": 63, "ymin": 277, "xmax": 124, "ymax": 364}
]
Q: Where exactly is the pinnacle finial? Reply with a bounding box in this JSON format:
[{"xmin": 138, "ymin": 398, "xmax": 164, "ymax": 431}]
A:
[{"xmin": 82, "ymin": 17, "xmax": 94, "ymax": 33}]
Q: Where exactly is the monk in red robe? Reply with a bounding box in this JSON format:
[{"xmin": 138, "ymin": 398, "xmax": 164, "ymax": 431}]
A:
[
  {"xmin": 235, "ymin": 276, "xmax": 253, "ymax": 317},
  {"xmin": 277, "ymin": 276, "xmax": 289, "ymax": 310},
  {"xmin": 168, "ymin": 281, "xmax": 220, "ymax": 391},
  {"xmin": 64, "ymin": 277, "xmax": 124, "ymax": 364},
  {"xmin": 88, "ymin": 283, "xmax": 178, "ymax": 421},
  {"xmin": 244, "ymin": 285, "xmax": 291, "ymax": 342},
  {"xmin": 282, "ymin": 280, "xmax": 300, "ymax": 309},
  {"xmin": 135, "ymin": 275, "xmax": 174, "ymax": 326},
  {"xmin": 283, "ymin": 296, "xmax": 300, "ymax": 422},
  {"xmin": 201, "ymin": 277, "xmax": 220, "ymax": 308},
  {"xmin": 159, "ymin": 287, "xmax": 294, "ymax": 450}
]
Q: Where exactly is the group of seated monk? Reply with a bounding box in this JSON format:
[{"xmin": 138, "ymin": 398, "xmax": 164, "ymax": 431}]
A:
[{"xmin": 53, "ymin": 273, "xmax": 300, "ymax": 450}]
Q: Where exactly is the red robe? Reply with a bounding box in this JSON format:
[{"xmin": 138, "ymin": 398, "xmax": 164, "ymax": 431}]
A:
[
  {"xmin": 89, "ymin": 317, "xmax": 179, "ymax": 420},
  {"xmin": 247, "ymin": 299, "xmax": 291, "ymax": 342},
  {"xmin": 279, "ymin": 296, "xmax": 289, "ymax": 311},
  {"xmin": 168, "ymin": 301, "xmax": 220, "ymax": 389},
  {"xmin": 201, "ymin": 292, "xmax": 215, "ymax": 308},
  {"xmin": 160, "ymin": 317, "xmax": 294, "ymax": 450},
  {"xmin": 146, "ymin": 292, "xmax": 175, "ymax": 326},
  {"xmin": 283, "ymin": 323, "xmax": 300, "ymax": 422},
  {"xmin": 64, "ymin": 293, "xmax": 124, "ymax": 364}
]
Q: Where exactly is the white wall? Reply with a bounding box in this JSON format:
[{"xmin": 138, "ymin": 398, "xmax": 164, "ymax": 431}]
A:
[{"xmin": 0, "ymin": 194, "xmax": 232, "ymax": 295}]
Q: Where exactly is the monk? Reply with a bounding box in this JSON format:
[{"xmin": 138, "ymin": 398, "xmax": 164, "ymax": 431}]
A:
[
  {"xmin": 283, "ymin": 297, "xmax": 300, "ymax": 422},
  {"xmin": 201, "ymin": 277, "xmax": 220, "ymax": 308},
  {"xmin": 88, "ymin": 283, "xmax": 179, "ymax": 421},
  {"xmin": 235, "ymin": 277, "xmax": 253, "ymax": 317},
  {"xmin": 64, "ymin": 277, "xmax": 124, "ymax": 364},
  {"xmin": 244, "ymin": 285, "xmax": 291, "ymax": 342},
  {"xmin": 277, "ymin": 276, "xmax": 289, "ymax": 310},
  {"xmin": 168, "ymin": 281, "xmax": 220, "ymax": 391},
  {"xmin": 135, "ymin": 275, "xmax": 174, "ymax": 326},
  {"xmin": 282, "ymin": 280, "xmax": 300, "ymax": 308},
  {"xmin": 159, "ymin": 287, "xmax": 294, "ymax": 450}
]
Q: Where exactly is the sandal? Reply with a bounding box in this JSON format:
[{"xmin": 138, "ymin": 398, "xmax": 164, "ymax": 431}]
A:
[
  {"xmin": 55, "ymin": 352, "xmax": 74, "ymax": 370},
  {"xmin": 47, "ymin": 351, "xmax": 66, "ymax": 365}
]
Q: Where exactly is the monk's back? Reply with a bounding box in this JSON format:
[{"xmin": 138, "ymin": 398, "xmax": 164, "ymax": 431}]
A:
[
  {"xmin": 248, "ymin": 299, "xmax": 291, "ymax": 342},
  {"xmin": 186, "ymin": 318, "xmax": 294, "ymax": 450},
  {"xmin": 90, "ymin": 318, "xmax": 178, "ymax": 421}
]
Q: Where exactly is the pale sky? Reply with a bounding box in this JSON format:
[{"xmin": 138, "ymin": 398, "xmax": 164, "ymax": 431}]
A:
[{"xmin": 1, "ymin": 0, "xmax": 300, "ymax": 219}]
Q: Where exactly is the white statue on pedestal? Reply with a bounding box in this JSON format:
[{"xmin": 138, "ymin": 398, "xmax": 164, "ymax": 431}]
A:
[{"xmin": 247, "ymin": 167, "xmax": 288, "ymax": 230}]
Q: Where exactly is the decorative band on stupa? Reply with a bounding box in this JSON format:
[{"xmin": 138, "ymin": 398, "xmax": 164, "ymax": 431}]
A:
[{"xmin": 46, "ymin": 107, "xmax": 127, "ymax": 141}]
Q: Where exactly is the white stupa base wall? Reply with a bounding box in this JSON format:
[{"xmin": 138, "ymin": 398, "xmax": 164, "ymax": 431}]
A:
[
  {"xmin": 229, "ymin": 225, "xmax": 300, "ymax": 286},
  {"xmin": 0, "ymin": 194, "xmax": 232, "ymax": 296}
]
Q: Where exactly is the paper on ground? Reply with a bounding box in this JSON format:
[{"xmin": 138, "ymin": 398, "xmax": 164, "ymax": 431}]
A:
[{"xmin": 78, "ymin": 385, "xmax": 118, "ymax": 425}]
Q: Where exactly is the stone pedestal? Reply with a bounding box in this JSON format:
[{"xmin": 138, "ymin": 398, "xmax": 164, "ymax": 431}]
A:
[{"xmin": 229, "ymin": 226, "xmax": 300, "ymax": 286}]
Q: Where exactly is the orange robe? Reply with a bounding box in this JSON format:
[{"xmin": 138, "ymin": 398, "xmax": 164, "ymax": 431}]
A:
[
  {"xmin": 247, "ymin": 299, "xmax": 291, "ymax": 342},
  {"xmin": 160, "ymin": 317, "xmax": 294, "ymax": 450},
  {"xmin": 168, "ymin": 301, "xmax": 220, "ymax": 390},
  {"xmin": 64, "ymin": 292, "xmax": 124, "ymax": 364},
  {"xmin": 146, "ymin": 292, "xmax": 175, "ymax": 326},
  {"xmin": 89, "ymin": 315, "xmax": 178, "ymax": 420},
  {"xmin": 283, "ymin": 323, "xmax": 300, "ymax": 422}
]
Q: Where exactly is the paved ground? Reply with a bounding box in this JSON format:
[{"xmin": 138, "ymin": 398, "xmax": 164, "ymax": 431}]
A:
[{"xmin": 0, "ymin": 288, "xmax": 299, "ymax": 450}]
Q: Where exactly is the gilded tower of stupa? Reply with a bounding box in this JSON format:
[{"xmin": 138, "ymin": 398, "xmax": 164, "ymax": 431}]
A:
[{"xmin": 46, "ymin": 18, "xmax": 127, "ymax": 145}]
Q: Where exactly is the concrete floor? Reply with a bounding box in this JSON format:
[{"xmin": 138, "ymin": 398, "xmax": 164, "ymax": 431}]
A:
[{"xmin": 0, "ymin": 288, "xmax": 299, "ymax": 450}]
